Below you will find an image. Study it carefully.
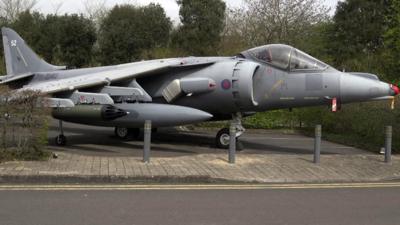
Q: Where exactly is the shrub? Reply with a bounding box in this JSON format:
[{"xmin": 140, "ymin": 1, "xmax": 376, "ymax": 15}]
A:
[{"xmin": 0, "ymin": 86, "xmax": 50, "ymax": 162}]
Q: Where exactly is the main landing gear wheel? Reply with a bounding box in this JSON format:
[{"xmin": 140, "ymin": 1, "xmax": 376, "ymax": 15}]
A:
[
  {"xmin": 114, "ymin": 127, "xmax": 140, "ymax": 140},
  {"xmin": 55, "ymin": 135, "xmax": 67, "ymax": 146},
  {"xmin": 215, "ymin": 128, "xmax": 244, "ymax": 151}
]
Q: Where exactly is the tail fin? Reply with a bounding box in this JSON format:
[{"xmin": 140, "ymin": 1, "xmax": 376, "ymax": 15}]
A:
[{"xmin": 2, "ymin": 27, "xmax": 65, "ymax": 76}]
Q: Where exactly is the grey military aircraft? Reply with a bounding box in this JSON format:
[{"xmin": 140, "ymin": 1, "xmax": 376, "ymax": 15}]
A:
[{"xmin": 1, "ymin": 27, "xmax": 399, "ymax": 148}]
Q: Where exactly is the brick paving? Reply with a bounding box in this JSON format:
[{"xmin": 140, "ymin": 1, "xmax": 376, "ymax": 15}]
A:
[{"xmin": 0, "ymin": 152, "xmax": 399, "ymax": 183}]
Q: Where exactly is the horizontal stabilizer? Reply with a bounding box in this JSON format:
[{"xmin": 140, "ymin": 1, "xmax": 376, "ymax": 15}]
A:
[{"xmin": 0, "ymin": 73, "xmax": 34, "ymax": 84}]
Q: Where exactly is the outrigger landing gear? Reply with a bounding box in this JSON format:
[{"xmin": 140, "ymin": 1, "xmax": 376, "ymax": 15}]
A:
[
  {"xmin": 114, "ymin": 127, "xmax": 141, "ymax": 140},
  {"xmin": 215, "ymin": 113, "xmax": 245, "ymax": 150},
  {"xmin": 55, "ymin": 120, "xmax": 67, "ymax": 146}
]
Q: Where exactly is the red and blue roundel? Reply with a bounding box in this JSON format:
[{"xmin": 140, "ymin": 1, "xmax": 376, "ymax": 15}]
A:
[{"xmin": 221, "ymin": 79, "xmax": 231, "ymax": 90}]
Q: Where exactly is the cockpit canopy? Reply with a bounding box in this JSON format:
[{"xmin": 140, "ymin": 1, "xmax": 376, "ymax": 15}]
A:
[{"xmin": 240, "ymin": 44, "xmax": 328, "ymax": 71}]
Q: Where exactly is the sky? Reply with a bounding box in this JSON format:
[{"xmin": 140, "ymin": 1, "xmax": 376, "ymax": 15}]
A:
[{"xmin": 36, "ymin": 0, "xmax": 341, "ymax": 23}]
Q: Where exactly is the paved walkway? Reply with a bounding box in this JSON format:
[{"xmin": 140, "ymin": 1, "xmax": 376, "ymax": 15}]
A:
[{"xmin": 0, "ymin": 152, "xmax": 399, "ymax": 183}]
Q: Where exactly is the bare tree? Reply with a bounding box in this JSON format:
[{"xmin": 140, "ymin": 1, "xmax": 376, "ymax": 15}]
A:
[
  {"xmin": 123, "ymin": 0, "xmax": 137, "ymax": 5},
  {"xmin": 83, "ymin": 0, "xmax": 108, "ymax": 26},
  {"xmin": 82, "ymin": 0, "xmax": 139, "ymax": 27},
  {"xmin": 225, "ymin": 0, "xmax": 329, "ymax": 47},
  {"xmin": 50, "ymin": 0, "xmax": 64, "ymax": 15},
  {"xmin": 0, "ymin": 0, "xmax": 37, "ymax": 22},
  {"xmin": 0, "ymin": 86, "xmax": 49, "ymax": 153},
  {"xmin": 220, "ymin": 7, "xmax": 250, "ymax": 54}
]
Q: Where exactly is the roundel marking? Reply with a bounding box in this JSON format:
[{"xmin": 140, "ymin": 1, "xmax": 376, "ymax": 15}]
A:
[{"xmin": 221, "ymin": 79, "xmax": 231, "ymax": 90}]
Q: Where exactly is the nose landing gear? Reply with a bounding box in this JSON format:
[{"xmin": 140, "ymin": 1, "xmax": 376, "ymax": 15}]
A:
[
  {"xmin": 216, "ymin": 128, "xmax": 230, "ymax": 149},
  {"xmin": 215, "ymin": 113, "xmax": 245, "ymax": 150}
]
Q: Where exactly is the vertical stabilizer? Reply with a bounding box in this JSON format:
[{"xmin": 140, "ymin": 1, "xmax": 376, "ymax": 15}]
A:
[{"xmin": 2, "ymin": 27, "xmax": 65, "ymax": 76}]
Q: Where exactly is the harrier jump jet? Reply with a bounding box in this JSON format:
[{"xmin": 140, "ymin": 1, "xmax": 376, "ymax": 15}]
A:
[{"xmin": 1, "ymin": 28, "xmax": 398, "ymax": 148}]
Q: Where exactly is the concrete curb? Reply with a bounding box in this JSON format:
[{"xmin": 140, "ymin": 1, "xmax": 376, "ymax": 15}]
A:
[
  {"xmin": 1, "ymin": 174, "xmax": 400, "ymax": 184},
  {"xmin": 0, "ymin": 175, "xmax": 235, "ymax": 184}
]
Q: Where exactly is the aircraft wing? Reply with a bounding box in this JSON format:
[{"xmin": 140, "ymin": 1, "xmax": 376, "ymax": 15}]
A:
[{"xmin": 20, "ymin": 58, "xmax": 220, "ymax": 95}]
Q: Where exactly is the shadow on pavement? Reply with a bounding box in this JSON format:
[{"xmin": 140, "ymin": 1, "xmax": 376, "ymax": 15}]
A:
[{"xmin": 48, "ymin": 123, "xmax": 364, "ymax": 157}]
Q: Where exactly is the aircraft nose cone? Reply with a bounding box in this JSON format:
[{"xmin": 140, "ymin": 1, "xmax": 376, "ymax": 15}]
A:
[
  {"xmin": 390, "ymin": 84, "xmax": 400, "ymax": 96},
  {"xmin": 340, "ymin": 74, "xmax": 394, "ymax": 103}
]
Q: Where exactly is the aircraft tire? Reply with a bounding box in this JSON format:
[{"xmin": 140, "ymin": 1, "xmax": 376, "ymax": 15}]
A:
[
  {"xmin": 216, "ymin": 128, "xmax": 230, "ymax": 149},
  {"xmin": 55, "ymin": 135, "xmax": 67, "ymax": 146},
  {"xmin": 216, "ymin": 128, "xmax": 245, "ymax": 150},
  {"xmin": 115, "ymin": 127, "xmax": 129, "ymax": 139},
  {"xmin": 114, "ymin": 127, "xmax": 140, "ymax": 140}
]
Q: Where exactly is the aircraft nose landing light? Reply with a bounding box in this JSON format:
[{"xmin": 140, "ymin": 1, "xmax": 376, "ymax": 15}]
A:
[
  {"xmin": 390, "ymin": 84, "xmax": 400, "ymax": 96},
  {"xmin": 389, "ymin": 84, "xmax": 399, "ymax": 110}
]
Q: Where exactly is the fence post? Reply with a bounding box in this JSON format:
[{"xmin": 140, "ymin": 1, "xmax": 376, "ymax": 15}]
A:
[
  {"xmin": 229, "ymin": 122, "xmax": 236, "ymax": 164},
  {"xmin": 385, "ymin": 126, "xmax": 392, "ymax": 163},
  {"xmin": 143, "ymin": 120, "xmax": 152, "ymax": 163},
  {"xmin": 313, "ymin": 125, "xmax": 322, "ymax": 164}
]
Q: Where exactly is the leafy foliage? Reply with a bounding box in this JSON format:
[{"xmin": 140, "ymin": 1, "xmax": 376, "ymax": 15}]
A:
[
  {"xmin": 98, "ymin": 4, "xmax": 172, "ymax": 65},
  {"xmin": 326, "ymin": 0, "xmax": 391, "ymax": 72},
  {"xmin": 45, "ymin": 14, "xmax": 97, "ymax": 67},
  {"xmin": 172, "ymin": 0, "xmax": 226, "ymax": 56},
  {"xmin": 7, "ymin": 11, "xmax": 97, "ymax": 68},
  {"xmin": 382, "ymin": 0, "xmax": 400, "ymax": 83}
]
